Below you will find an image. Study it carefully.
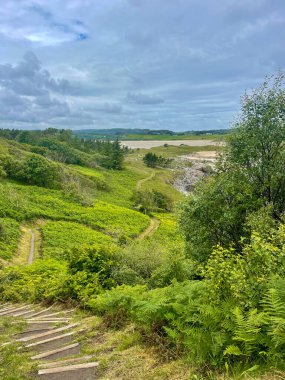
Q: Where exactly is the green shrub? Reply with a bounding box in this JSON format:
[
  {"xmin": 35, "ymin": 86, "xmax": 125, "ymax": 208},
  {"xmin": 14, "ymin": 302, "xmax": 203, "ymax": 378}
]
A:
[
  {"xmin": 41, "ymin": 221, "xmax": 114, "ymax": 260},
  {"xmin": 133, "ymin": 190, "xmax": 173, "ymax": 213},
  {"xmin": 0, "ymin": 259, "xmax": 68, "ymax": 303},
  {"xmin": 204, "ymin": 224, "xmax": 285, "ymax": 307},
  {"xmin": 0, "ymin": 218, "xmax": 21, "ymax": 260},
  {"xmin": 64, "ymin": 244, "xmax": 117, "ymax": 302},
  {"xmin": 143, "ymin": 153, "xmax": 172, "ymax": 168},
  {"xmin": 88, "ymin": 285, "xmax": 147, "ymax": 327}
]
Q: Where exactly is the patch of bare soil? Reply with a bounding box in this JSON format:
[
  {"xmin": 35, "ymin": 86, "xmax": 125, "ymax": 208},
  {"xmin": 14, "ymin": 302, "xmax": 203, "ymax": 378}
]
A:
[{"xmin": 121, "ymin": 140, "xmax": 221, "ymax": 149}]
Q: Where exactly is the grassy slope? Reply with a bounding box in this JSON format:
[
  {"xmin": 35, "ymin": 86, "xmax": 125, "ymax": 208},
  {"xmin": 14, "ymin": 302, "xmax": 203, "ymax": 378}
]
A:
[
  {"xmin": 6, "ymin": 140, "xmax": 272, "ymax": 380},
  {"xmin": 0, "ymin": 218, "xmax": 21, "ymax": 261},
  {"xmin": 0, "ymin": 181, "xmax": 149, "ymax": 237},
  {"xmin": 0, "ymin": 141, "xmax": 222, "ymax": 260},
  {"xmin": 41, "ymin": 220, "xmax": 115, "ymax": 260}
]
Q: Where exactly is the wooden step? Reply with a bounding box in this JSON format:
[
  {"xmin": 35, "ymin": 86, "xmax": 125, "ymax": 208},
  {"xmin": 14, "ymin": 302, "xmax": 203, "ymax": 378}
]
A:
[
  {"xmin": 38, "ymin": 355, "xmax": 93, "ymax": 369},
  {"xmin": 34, "ymin": 310, "xmax": 73, "ymax": 319},
  {"xmin": 18, "ymin": 323, "xmax": 79, "ymax": 343},
  {"xmin": 12, "ymin": 309, "xmax": 36, "ymax": 318},
  {"xmin": 26, "ymin": 331, "xmax": 78, "ymax": 352},
  {"xmin": 0, "ymin": 304, "xmax": 10, "ymax": 311},
  {"xmin": 38, "ymin": 362, "xmax": 99, "ymax": 380},
  {"xmin": 0, "ymin": 306, "xmax": 16, "ymax": 314},
  {"xmin": 0, "ymin": 305, "xmax": 31, "ymax": 316},
  {"xmin": 16, "ymin": 329, "xmax": 53, "ymax": 339},
  {"xmin": 24, "ymin": 321, "xmax": 64, "ymax": 331},
  {"xmin": 31, "ymin": 343, "xmax": 80, "ymax": 361},
  {"xmin": 27, "ymin": 307, "xmax": 54, "ymax": 319},
  {"xmin": 27, "ymin": 318, "xmax": 71, "ymax": 323}
]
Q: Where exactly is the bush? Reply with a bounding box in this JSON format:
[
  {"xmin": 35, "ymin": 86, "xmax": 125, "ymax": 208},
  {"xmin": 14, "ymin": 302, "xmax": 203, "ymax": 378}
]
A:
[
  {"xmin": 64, "ymin": 245, "xmax": 117, "ymax": 302},
  {"xmin": 0, "ymin": 218, "xmax": 21, "ymax": 260},
  {"xmin": 143, "ymin": 153, "xmax": 172, "ymax": 168},
  {"xmin": 0, "ymin": 259, "xmax": 69, "ymax": 303},
  {"xmin": 133, "ymin": 190, "xmax": 173, "ymax": 213},
  {"xmin": 204, "ymin": 224, "xmax": 285, "ymax": 307}
]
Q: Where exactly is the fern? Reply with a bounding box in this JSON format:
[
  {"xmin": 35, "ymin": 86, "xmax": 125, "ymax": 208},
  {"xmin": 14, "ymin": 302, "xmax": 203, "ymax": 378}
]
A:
[
  {"xmin": 263, "ymin": 279, "xmax": 285, "ymax": 350},
  {"xmin": 231, "ymin": 307, "xmax": 267, "ymax": 356}
]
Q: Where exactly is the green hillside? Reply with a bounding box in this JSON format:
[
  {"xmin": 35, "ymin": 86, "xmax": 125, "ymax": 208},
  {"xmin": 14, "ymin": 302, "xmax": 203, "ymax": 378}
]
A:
[{"xmin": 1, "ymin": 76, "xmax": 285, "ymax": 380}]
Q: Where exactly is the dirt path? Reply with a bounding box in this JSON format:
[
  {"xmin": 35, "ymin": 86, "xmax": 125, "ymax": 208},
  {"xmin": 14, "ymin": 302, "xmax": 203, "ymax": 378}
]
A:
[
  {"xmin": 138, "ymin": 217, "xmax": 160, "ymax": 240},
  {"xmin": 27, "ymin": 230, "xmax": 35, "ymax": 264},
  {"xmin": 136, "ymin": 171, "xmax": 160, "ymax": 239},
  {"xmin": 136, "ymin": 170, "xmax": 155, "ymax": 191},
  {"xmin": 13, "ymin": 223, "xmax": 41, "ymax": 265}
]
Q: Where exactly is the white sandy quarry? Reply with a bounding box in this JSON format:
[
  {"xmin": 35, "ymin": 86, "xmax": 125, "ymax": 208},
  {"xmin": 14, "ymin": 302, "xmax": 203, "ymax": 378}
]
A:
[{"xmin": 121, "ymin": 139, "xmax": 221, "ymax": 149}]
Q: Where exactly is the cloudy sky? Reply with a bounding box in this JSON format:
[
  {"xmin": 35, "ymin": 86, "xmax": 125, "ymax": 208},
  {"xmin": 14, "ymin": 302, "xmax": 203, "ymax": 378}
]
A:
[{"xmin": 0, "ymin": 0, "xmax": 284, "ymax": 131}]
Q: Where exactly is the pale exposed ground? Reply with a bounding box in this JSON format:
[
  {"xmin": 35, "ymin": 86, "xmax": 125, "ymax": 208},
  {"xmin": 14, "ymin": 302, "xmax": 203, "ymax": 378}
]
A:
[
  {"xmin": 13, "ymin": 221, "xmax": 42, "ymax": 265},
  {"xmin": 174, "ymin": 151, "xmax": 218, "ymax": 194},
  {"xmin": 138, "ymin": 218, "xmax": 160, "ymax": 240},
  {"xmin": 181, "ymin": 150, "xmax": 218, "ymax": 162},
  {"xmin": 121, "ymin": 139, "xmax": 221, "ymax": 149}
]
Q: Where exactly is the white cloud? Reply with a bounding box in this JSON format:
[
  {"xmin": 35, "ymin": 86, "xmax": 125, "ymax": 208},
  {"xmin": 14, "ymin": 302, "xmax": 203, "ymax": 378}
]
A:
[{"xmin": 0, "ymin": 0, "xmax": 284, "ymax": 130}]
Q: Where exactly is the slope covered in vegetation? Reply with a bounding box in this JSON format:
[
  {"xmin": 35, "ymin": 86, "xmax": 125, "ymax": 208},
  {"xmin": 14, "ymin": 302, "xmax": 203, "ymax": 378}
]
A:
[{"xmin": 1, "ymin": 74, "xmax": 285, "ymax": 379}]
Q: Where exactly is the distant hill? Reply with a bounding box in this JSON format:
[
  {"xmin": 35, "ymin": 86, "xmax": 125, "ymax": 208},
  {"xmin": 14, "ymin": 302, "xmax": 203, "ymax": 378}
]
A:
[{"xmin": 73, "ymin": 128, "xmax": 229, "ymax": 140}]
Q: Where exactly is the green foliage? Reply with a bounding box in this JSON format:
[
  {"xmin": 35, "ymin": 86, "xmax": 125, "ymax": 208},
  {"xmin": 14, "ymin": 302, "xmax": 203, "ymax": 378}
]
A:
[
  {"xmin": 180, "ymin": 73, "xmax": 285, "ymax": 263},
  {"xmin": 0, "ymin": 259, "xmax": 68, "ymax": 302},
  {"xmin": 19, "ymin": 154, "xmax": 60, "ymax": 188},
  {"xmin": 41, "ymin": 220, "xmax": 114, "ymax": 260},
  {"xmin": 204, "ymin": 224, "xmax": 285, "ymax": 307},
  {"xmin": 1, "ymin": 151, "xmax": 60, "ymax": 189},
  {"xmin": 88, "ymin": 285, "xmax": 147, "ymax": 327},
  {"xmin": 39, "ymin": 138, "xmax": 87, "ymax": 165},
  {"xmin": 133, "ymin": 190, "xmax": 173, "ymax": 213},
  {"xmin": 223, "ymin": 73, "xmax": 285, "ymax": 217},
  {"xmin": 73, "ymin": 165, "xmax": 139, "ymax": 208},
  {"xmin": 143, "ymin": 152, "xmax": 172, "ymax": 168},
  {"xmin": 0, "ymin": 218, "xmax": 21, "ymax": 260},
  {"xmin": 0, "ymin": 181, "xmax": 149, "ymax": 239},
  {"xmin": 98, "ymin": 140, "xmax": 124, "ymax": 169},
  {"xmin": 0, "ymin": 128, "xmax": 126, "ymax": 170},
  {"xmin": 0, "ymin": 244, "xmax": 117, "ymax": 304},
  {"xmin": 64, "ymin": 245, "xmax": 117, "ymax": 302},
  {"xmin": 179, "ymin": 171, "xmax": 259, "ymax": 262}
]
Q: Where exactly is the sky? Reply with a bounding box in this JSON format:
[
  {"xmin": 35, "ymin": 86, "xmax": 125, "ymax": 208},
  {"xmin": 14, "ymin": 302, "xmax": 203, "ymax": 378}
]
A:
[{"xmin": 0, "ymin": 0, "xmax": 284, "ymax": 131}]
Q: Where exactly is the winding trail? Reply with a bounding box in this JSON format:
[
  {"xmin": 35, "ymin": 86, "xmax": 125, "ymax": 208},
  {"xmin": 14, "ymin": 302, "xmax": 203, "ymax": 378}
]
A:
[
  {"xmin": 136, "ymin": 170, "xmax": 155, "ymax": 191},
  {"xmin": 138, "ymin": 217, "xmax": 160, "ymax": 240},
  {"xmin": 136, "ymin": 170, "xmax": 161, "ymax": 239}
]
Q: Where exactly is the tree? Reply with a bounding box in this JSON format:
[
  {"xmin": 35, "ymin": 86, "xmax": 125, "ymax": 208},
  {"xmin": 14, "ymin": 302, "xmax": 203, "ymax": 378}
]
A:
[
  {"xmin": 180, "ymin": 73, "xmax": 285, "ymax": 263},
  {"xmin": 179, "ymin": 171, "xmax": 258, "ymax": 262},
  {"xmin": 143, "ymin": 152, "xmax": 159, "ymax": 167},
  {"xmin": 98, "ymin": 140, "xmax": 124, "ymax": 169},
  {"xmin": 222, "ymin": 72, "xmax": 285, "ymax": 218},
  {"xmin": 20, "ymin": 154, "xmax": 59, "ymax": 188},
  {"xmin": 143, "ymin": 152, "xmax": 172, "ymax": 168}
]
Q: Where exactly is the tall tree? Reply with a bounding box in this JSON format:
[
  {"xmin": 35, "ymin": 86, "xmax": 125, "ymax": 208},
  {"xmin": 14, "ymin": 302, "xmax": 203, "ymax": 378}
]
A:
[
  {"xmin": 222, "ymin": 72, "xmax": 285, "ymax": 218},
  {"xmin": 180, "ymin": 73, "xmax": 285, "ymax": 263}
]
